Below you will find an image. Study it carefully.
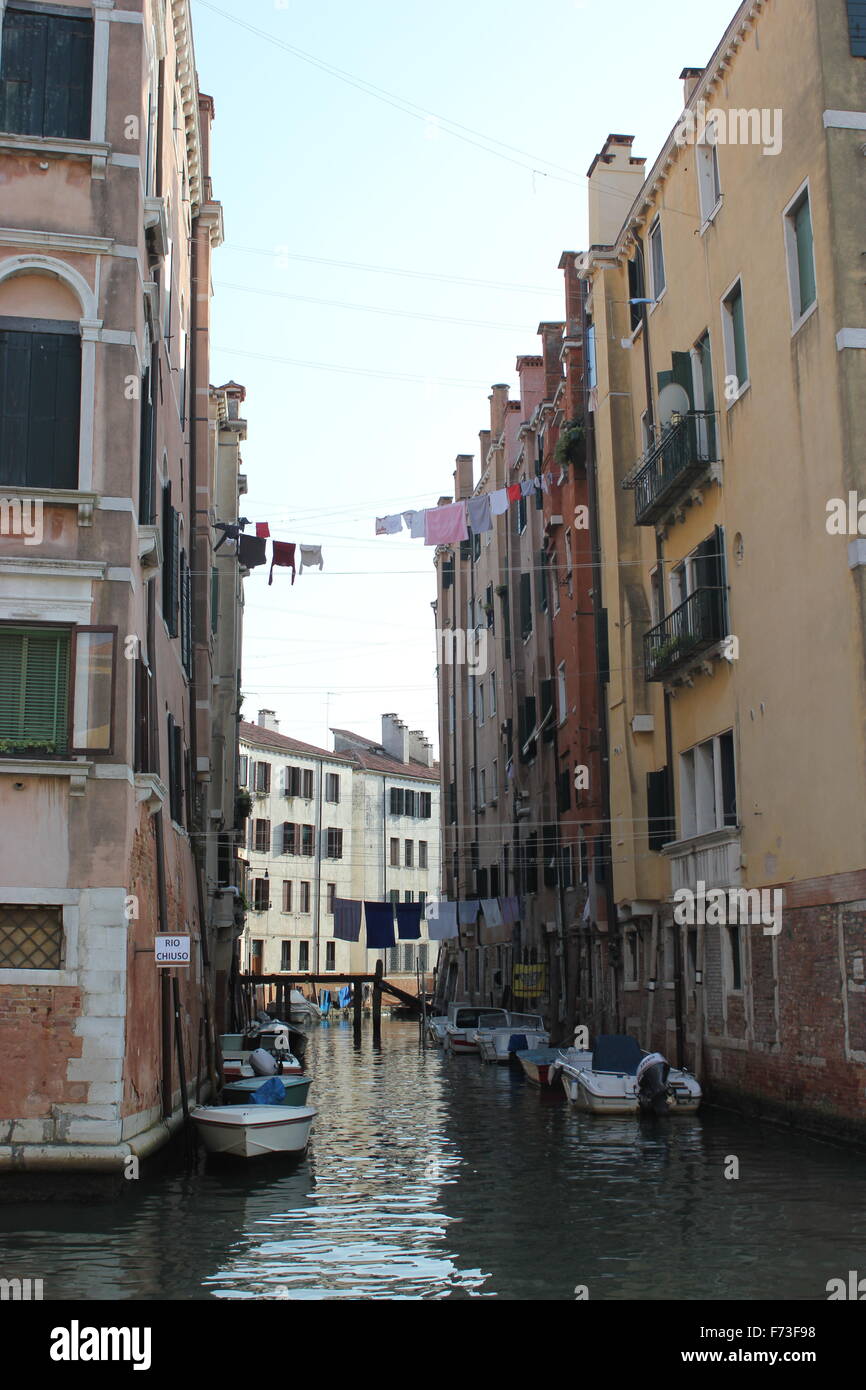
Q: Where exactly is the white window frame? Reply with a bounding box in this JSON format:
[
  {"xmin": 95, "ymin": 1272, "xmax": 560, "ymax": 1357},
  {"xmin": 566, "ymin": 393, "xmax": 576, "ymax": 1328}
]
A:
[
  {"xmin": 678, "ymin": 730, "xmax": 737, "ymax": 840},
  {"xmin": 648, "ymin": 216, "xmax": 666, "ymax": 305},
  {"xmin": 557, "ymin": 661, "xmax": 567, "ymax": 725},
  {"xmin": 782, "ymin": 178, "xmax": 818, "ymax": 334},
  {"xmin": 697, "ymin": 136, "xmax": 723, "ymax": 227},
  {"xmin": 720, "ymin": 275, "xmax": 750, "ymax": 406}
]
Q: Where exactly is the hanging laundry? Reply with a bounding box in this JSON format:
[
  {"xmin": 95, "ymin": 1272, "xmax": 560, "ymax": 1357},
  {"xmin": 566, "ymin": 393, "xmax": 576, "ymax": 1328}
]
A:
[
  {"xmin": 375, "ymin": 515, "xmax": 402, "ymax": 535},
  {"xmin": 403, "ymin": 510, "xmax": 426, "ymax": 539},
  {"xmin": 299, "ymin": 544, "xmax": 324, "ymax": 572},
  {"xmin": 540, "ymin": 472, "xmax": 551, "ymax": 493},
  {"xmin": 237, "ymin": 534, "xmax": 267, "ymax": 569},
  {"xmin": 506, "ymin": 483, "xmax": 521, "ymax": 503},
  {"xmin": 396, "ymin": 903, "xmax": 422, "ymax": 940},
  {"xmin": 334, "ymin": 898, "xmax": 362, "ymax": 942},
  {"xmin": 457, "ymin": 900, "xmax": 479, "ymax": 926},
  {"xmin": 268, "ymin": 540, "xmax": 296, "ymax": 586},
  {"xmin": 424, "ymin": 501, "xmax": 468, "ymax": 547},
  {"xmin": 425, "ymin": 900, "xmax": 458, "ymax": 940},
  {"xmin": 520, "ymin": 478, "xmax": 534, "ymax": 498},
  {"xmin": 255, "ymin": 522, "xmax": 270, "ymax": 539},
  {"xmin": 490, "ymin": 489, "xmax": 509, "ymax": 516},
  {"xmin": 213, "ymin": 517, "xmax": 250, "ymax": 552},
  {"xmin": 467, "ymin": 494, "xmax": 492, "ymax": 534},
  {"xmin": 545, "ymin": 471, "xmax": 555, "ymax": 489},
  {"xmin": 501, "ymin": 895, "xmax": 521, "ymax": 926},
  {"xmin": 480, "ymin": 898, "xmax": 503, "ymax": 928},
  {"xmin": 364, "ymin": 901, "xmax": 396, "ymax": 949}
]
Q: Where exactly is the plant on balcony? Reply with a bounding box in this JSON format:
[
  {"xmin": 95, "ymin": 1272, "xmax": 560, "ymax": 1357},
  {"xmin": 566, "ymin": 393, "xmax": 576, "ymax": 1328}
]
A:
[
  {"xmin": 0, "ymin": 739, "xmax": 60, "ymax": 756},
  {"xmin": 652, "ymin": 635, "xmax": 689, "ymax": 670},
  {"xmin": 235, "ymin": 788, "xmax": 253, "ymax": 822},
  {"xmin": 554, "ymin": 418, "xmax": 586, "ymax": 472}
]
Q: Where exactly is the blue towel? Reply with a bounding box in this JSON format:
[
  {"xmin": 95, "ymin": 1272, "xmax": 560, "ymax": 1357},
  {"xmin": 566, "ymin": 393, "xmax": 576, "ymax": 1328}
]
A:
[
  {"xmin": 364, "ymin": 901, "xmax": 396, "ymax": 948},
  {"xmin": 508, "ymin": 1034, "xmax": 529, "ymax": 1053},
  {"xmin": 396, "ymin": 903, "xmax": 422, "ymax": 939},
  {"xmin": 318, "ymin": 990, "xmax": 331, "ymax": 1014},
  {"xmin": 249, "ymin": 1077, "xmax": 286, "ymax": 1105},
  {"xmin": 334, "ymin": 898, "xmax": 362, "ymax": 942},
  {"xmin": 338, "ymin": 985, "xmax": 352, "ymax": 1008}
]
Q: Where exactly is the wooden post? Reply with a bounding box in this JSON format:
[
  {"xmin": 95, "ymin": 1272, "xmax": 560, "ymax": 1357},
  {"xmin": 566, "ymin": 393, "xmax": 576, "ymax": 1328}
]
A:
[
  {"xmin": 172, "ymin": 974, "xmax": 193, "ymax": 1163},
  {"xmin": 372, "ymin": 958, "xmax": 383, "ymax": 1048},
  {"xmin": 353, "ymin": 975, "xmax": 363, "ymax": 1046}
]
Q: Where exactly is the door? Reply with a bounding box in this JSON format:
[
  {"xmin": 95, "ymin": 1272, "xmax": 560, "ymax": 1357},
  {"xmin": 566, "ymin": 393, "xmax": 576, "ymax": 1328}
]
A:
[{"xmin": 691, "ymin": 332, "xmax": 717, "ymax": 460}]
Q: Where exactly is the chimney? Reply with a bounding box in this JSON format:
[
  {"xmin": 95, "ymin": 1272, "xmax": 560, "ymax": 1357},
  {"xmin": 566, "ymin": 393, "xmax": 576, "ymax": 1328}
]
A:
[
  {"xmin": 559, "ymin": 251, "xmax": 582, "ymax": 337},
  {"xmin": 407, "ymin": 730, "xmax": 433, "ymax": 767},
  {"xmin": 257, "ymin": 709, "xmax": 279, "ymax": 733},
  {"xmin": 454, "ymin": 454, "xmax": 474, "ymax": 501},
  {"xmin": 587, "ymin": 134, "xmax": 646, "ymax": 247},
  {"xmin": 680, "ymin": 67, "xmax": 704, "ymax": 105},
  {"xmin": 381, "ymin": 713, "xmax": 409, "ymax": 763},
  {"xmin": 489, "ymin": 383, "xmax": 510, "ymax": 441}
]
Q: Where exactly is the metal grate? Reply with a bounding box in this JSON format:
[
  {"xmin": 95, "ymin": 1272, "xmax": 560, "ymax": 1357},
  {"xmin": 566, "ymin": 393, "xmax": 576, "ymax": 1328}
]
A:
[{"xmin": 0, "ymin": 906, "xmax": 63, "ymax": 969}]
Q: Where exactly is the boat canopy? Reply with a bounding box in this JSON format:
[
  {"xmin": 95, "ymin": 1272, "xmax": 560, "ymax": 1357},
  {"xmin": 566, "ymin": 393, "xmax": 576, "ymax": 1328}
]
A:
[{"xmin": 591, "ymin": 1034, "xmax": 645, "ymax": 1075}]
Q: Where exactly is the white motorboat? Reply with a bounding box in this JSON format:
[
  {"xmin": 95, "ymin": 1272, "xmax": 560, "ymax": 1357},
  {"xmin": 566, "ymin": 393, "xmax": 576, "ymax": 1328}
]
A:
[
  {"xmin": 191, "ymin": 1103, "xmax": 317, "ymax": 1158},
  {"xmin": 289, "ymin": 989, "xmax": 322, "ymax": 1026},
  {"xmin": 444, "ymin": 1005, "xmax": 510, "ymax": 1054},
  {"xmin": 551, "ymin": 1034, "xmax": 702, "ymax": 1115},
  {"xmin": 476, "ymin": 1012, "xmax": 550, "ymax": 1064},
  {"xmin": 515, "ymin": 1045, "xmax": 592, "ymax": 1086},
  {"xmin": 426, "ymin": 1015, "xmax": 449, "ymax": 1046},
  {"xmin": 221, "ymin": 1053, "xmax": 303, "ymax": 1080}
]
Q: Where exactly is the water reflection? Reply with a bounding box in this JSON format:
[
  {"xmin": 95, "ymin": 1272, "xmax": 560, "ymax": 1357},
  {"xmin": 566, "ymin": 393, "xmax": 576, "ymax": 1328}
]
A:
[{"xmin": 0, "ymin": 1020, "xmax": 864, "ymax": 1300}]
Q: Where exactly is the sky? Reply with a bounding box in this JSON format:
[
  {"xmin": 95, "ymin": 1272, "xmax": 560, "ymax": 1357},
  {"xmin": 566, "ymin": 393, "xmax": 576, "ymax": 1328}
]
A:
[{"xmin": 191, "ymin": 0, "xmax": 739, "ymax": 757}]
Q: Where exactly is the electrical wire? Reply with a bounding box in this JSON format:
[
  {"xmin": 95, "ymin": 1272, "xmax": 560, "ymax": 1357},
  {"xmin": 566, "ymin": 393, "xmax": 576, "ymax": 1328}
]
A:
[{"xmin": 213, "ymin": 281, "xmax": 530, "ymax": 332}]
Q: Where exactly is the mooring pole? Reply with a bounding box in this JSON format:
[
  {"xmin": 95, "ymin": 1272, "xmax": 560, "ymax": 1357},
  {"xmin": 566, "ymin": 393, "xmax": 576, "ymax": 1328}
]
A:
[
  {"xmin": 353, "ymin": 976, "xmax": 363, "ymax": 1047},
  {"xmin": 372, "ymin": 959, "xmax": 383, "ymax": 1049}
]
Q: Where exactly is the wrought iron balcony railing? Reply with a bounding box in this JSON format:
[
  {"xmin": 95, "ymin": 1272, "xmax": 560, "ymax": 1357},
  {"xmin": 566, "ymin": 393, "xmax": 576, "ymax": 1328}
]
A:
[
  {"xmin": 644, "ymin": 586, "xmax": 727, "ymax": 682},
  {"xmin": 625, "ymin": 411, "xmax": 719, "ymax": 526}
]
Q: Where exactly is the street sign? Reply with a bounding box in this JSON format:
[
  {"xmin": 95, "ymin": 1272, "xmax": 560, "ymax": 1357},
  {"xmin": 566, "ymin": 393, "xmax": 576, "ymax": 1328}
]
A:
[{"xmin": 155, "ymin": 935, "xmax": 191, "ymax": 967}]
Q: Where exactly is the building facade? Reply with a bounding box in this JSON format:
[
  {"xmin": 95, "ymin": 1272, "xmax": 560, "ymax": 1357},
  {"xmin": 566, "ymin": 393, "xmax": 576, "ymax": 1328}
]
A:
[
  {"xmin": 0, "ymin": 0, "xmax": 247, "ymax": 1175},
  {"xmin": 239, "ymin": 712, "xmax": 440, "ymax": 992},
  {"xmin": 580, "ymin": 0, "xmax": 866, "ymax": 1139}
]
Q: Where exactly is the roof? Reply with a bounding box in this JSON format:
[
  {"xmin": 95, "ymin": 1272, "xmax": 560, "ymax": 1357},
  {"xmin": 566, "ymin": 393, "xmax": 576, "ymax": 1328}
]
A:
[
  {"xmin": 330, "ymin": 728, "xmax": 440, "ymax": 783},
  {"xmin": 239, "ymin": 721, "xmax": 353, "ymax": 764}
]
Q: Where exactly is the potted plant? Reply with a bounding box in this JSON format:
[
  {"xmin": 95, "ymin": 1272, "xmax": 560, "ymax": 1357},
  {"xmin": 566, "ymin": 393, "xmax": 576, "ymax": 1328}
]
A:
[
  {"xmin": 235, "ymin": 788, "xmax": 253, "ymax": 823},
  {"xmin": 554, "ymin": 418, "xmax": 587, "ymax": 472}
]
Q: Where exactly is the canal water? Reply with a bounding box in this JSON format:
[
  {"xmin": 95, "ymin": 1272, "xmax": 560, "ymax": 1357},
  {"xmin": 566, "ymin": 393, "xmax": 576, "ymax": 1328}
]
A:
[{"xmin": 1, "ymin": 1019, "xmax": 864, "ymax": 1301}]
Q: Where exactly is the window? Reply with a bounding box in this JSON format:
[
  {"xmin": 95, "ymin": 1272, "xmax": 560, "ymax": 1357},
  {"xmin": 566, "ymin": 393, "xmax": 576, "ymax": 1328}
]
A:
[
  {"xmin": 179, "ymin": 550, "xmax": 192, "ymax": 679},
  {"xmin": 298, "ymin": 940, "xmax": 309, "ymax": 971},
  {"xmin": 325, "ymin": 941, "xmax": 336, "ymax": 971},
  {"xmin": 389, "ymin": 889, "xmax": 400, "ymax": 907},
  {"xmin": 418, "ymin": 891, "xmax": 426, "ymax": 912},
  {"xmin": 624, "ymin": 928, "xmax": 639, "ymax": 985},
  {"xmin": 166, "ymin": 713, "xmax": 184, "ymax": 826},
  {"xmin": 0, "ymin": 904, "xmax": 63, "ymax": 969},
  {"xmin": 326, "ymin": 828, "xmax": 343, "ymax": 859},
  {"xmin": 520, "ymin": 571, "xmax": 532, "ymax": 640},
  {"xmin": 282, "ymin": 822, "xmax": 298, "ymax": 855},
  {"xmin": 253, "ymin": 819, "xmax": 270, "ymax": 853},
  {"xmin": 238, "ymin": 755, "xmax": 249, "ymax": 788},
  {"xmin": 0, "ymin": 322, "xmax": 80, "ymax": 489},
  {"xmin": 404, "ymin": 789, "xmax": 416, "ymax": 817},
  {"xmin": 325, "ymin": 772, "xmax": 340, "ymax": 803},
  {"xmin": 784, "ymin": 185, "xmax": 817, "ymax": 323},
  {"xmin": 721, "ymin": 279, "xmax": 749, "ymax": 397},
  {"xmin": 489, "ymin": 672, "xmax": 497, "ymax": 717},
  {"xmin": 404, "ymin": 840, "xmax": 413, "ymax": 867},
  {"xmin": 284, "ymin": 766, "xmax": 313, "ymax": 798},
  {"xmin": 390, "ymin": 787, "xmax": 404, "ymax": 816},
  {"xmin": 282, "ymin": 881, "xmax": 292, "ymax": 913},
  {"xmin": 723, "ymin": 924, "xmax": 743, "ymax": 992},
  {"xmin": 390, "ymin": 837, "xmax": 399, "ymax": 867},
  {"xmin": 326, "ymin": 883, "xmax": 336, "ymax": 914},
  {"xmin": 250, "ymin": 940, "xmax": 263, "ymax": 973},
  {"xmin": 647, "ymin": 769, "xmax": 675, "ymax": 851},
  {"xmin": 477, "ymin": 682, "xmax": 485, "ymax": 725},
  {"xmin": 679, "ymin": 730, "xmax": 737, "ymax": 839},
  {"xmin": 649, "ymin": 217, "xmax": 666, "ymax": 298},
  {"xmin": 847, "ymin": 1, "xmax": 866, "ymax": 56},
  {"xmin": 299, "ymin": 883, "xmax": 311, "ymax": 913},
  {"xmin": 301, "ymin": 824, "xmax": 315, "ymax": 857},
  {"xmin": 517, "ymin": 493, "xmax": 527, "ymax": 533},
  {"xmin": 419, "ymin": 841, "xmax": 428, "ymax": 870},
  {"xmin": 557, "ymin": 662, "xmax": 567, "ymax": 725},
  {"xmin": 697, "ymin": 137, "xmax": 722, "ymax": 223},
  {"xmin": 389, "ymin": 943, "xmax": 401, "ymax": 972},
  {"xmin": 491, "ymin": 759, "xmax": 498, "ymax": 803},
  {"xmin": 628, "ymin": 247, "xmax": 647, "ymax": 332},
  {"xmin": 479, "ymin": 769, "xmax": 487, "ymax": 808},
  {"xmin": 252, "ymin": 878, "xmax": 269, "ymax": 911},
  {"xmin": 254, "ymin": 761, "xmax": 271, "ymax": 794},
  {"xmin": 404, "ymin": 890, "xmax": 414, "ymax": 904},
  {"xmin": 0, "ymin": 624, "xmax": 116, "ymax": 757},
  {"xmin": 161, "ymin": 483, "xmax": 179, "ymax": 637},
  {"xmin": 419, "ymin": 791, "xmax": 432, "ymax": 819},
  {"xmin": 302, "ymin": 768, "xmax": 314, "ymax": 798},
  {"xmin": 0, "ymin": 7, "xmax": 93, "ymax": 139},
  {"xmin": 280, "ymin": 939, "xmax": 291, "ymax": 970}
]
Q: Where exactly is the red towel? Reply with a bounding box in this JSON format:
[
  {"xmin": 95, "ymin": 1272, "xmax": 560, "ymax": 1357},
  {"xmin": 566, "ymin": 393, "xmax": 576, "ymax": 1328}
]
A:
[
  {"xmin": 507, "ymin": 483, "xmax": 521, "ymax": 502},
  {"xmin": 255, "ymin": 522, "xmax": 270, "ymax": 538},
  {"xmin": 269, "ymin": 540, "xmax": 296, "ymax": 585}
]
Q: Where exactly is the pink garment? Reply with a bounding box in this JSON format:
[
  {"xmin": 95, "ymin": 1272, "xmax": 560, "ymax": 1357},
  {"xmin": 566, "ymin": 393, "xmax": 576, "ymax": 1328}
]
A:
[{"xmin": 424, "ymin": 501, "xmax": 468, "ymax": 546}]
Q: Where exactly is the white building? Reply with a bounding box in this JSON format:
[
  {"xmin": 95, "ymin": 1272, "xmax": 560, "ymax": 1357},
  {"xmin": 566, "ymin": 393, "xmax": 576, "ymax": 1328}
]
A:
[{"xmin": 239, "ymin": 712, "xmax": 440, "ymax": 988}]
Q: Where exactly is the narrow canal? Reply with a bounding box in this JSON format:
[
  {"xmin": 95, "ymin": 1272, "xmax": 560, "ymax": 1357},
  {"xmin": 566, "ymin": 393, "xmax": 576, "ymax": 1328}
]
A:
[{"xmin": 2, "ymin": 1019, "xmax": 864, "ymax": 1301}]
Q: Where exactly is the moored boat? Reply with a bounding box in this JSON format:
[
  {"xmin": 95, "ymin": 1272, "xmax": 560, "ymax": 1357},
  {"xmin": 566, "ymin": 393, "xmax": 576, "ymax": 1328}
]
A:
[
  {"xmin": 191, "ymin": 1103, "xmax": 316, "ymax": 1158},
  {"xmin": 476, "ymin": 1013, "xmax": 550, "ymax": 1064},
  {"xmin": 222, "ymin": 1075, "xmax": 312, "ymax": 1106},
  {"xmin": 516, "ymin": 1045, "xmax": 590, "ymax": 1087},
  {"xmin": 552, "ymin": 1034, "xmax": 702, "ymax": 1115},
  {"xmin": 444, "ymin": 1005, "xmax": 510, "ymax": 1054}
]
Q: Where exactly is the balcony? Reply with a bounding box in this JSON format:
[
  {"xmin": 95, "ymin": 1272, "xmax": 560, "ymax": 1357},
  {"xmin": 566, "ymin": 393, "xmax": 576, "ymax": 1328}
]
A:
[
  {"xmin": 625, "ymin": 412, "xmax": 719, "ymax": 526},
  {"xmin": 663, "ymin": 826, "xmax": 742, "ymax": 896},
  {"xmin": 644, "ymin": 587, "xmax": 727, "ymax": 682}
]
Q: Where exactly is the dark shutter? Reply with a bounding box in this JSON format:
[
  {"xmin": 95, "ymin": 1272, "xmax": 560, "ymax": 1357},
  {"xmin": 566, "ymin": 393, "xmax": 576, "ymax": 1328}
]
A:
[
  {"xmin": 0, "ymin": 10, "xmax": 93, "ymax": 139},
  {"xmin": 180, "ymin": 551, "xmax": 192, "ymax": 677},
  {"xmin": 628, "ymin": 248, "xmax": 646, "ymax": 332},
  {"xmin": 671, "ymin": 351, "xmax": 695, "ymax": 410},
  {"xmin": 442, "ymin": 556, "xmax": 454, "ymax": 589},
  {"xmin": 138, "ymin": 350, "xmax": 158, "ymax": 524},
  {"xmin": 162, "ymin": 485, "xmax": 179, "ymax": 636},
  {"xmin": 848, "ymin": 2, "xmax": 866, "ymax": 56},
  {"xmin": 520, "ymin": 571, "xmax": 532, "ymax": 639},
  {"xmin": 557, "ymin": 766, "xmax": 572, "ymax": 813},
  {"xmin": 647, "ymin": 769, "xmax": 675, "ymax": 851},
  {"xmin": 0, "ymin": 329, "xmax": 79, "ymax": 488}
]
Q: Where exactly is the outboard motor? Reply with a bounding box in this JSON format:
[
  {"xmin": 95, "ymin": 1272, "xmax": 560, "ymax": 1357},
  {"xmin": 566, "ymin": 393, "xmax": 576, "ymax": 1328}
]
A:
[
  {"xmin": 636, "ymin": 1051, "xmax": 671, "ymax": 1115},
  {"xmin": 249, "ymin": 1047, "xmax": 278, "ymax": 1077}
]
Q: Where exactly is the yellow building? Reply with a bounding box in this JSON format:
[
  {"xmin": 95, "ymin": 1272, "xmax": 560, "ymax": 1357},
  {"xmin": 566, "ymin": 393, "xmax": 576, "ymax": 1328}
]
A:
[{"xmin": 580, "ymin": 0, "xmax": 866, "ymax": 1139}]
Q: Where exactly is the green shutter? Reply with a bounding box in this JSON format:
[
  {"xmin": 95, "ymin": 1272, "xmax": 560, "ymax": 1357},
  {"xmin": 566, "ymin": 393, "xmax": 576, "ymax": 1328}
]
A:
[
  {"xmin": 0, "ymin": 628, "xmax": 70, "ymax": 753},
  {"xmin": 731, "ymin": 289, "xmax": 748, "ymax": 385},
  {"xmin": 210, "ymin": 566, "xmax": 219, "ymax": 634},
  {"xmin": 794, "ymin": 197, "xmax": 816, "ymax": 315},
  {"xmin": 671, "ymin": 352, "xmax": 695, "ymax": 410}
]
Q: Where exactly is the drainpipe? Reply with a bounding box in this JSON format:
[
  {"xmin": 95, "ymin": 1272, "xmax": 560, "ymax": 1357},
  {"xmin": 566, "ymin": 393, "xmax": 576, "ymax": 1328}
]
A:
[{"xmin": 313, "ymin": 759, "xmax": 323, "ymax": 975}]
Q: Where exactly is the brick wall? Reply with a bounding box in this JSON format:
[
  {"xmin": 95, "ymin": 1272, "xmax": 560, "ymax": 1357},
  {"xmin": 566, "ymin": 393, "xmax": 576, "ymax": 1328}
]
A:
[{"xmin": 0, "ymin": 985, "xmax": 84, "ymax": 1122}]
